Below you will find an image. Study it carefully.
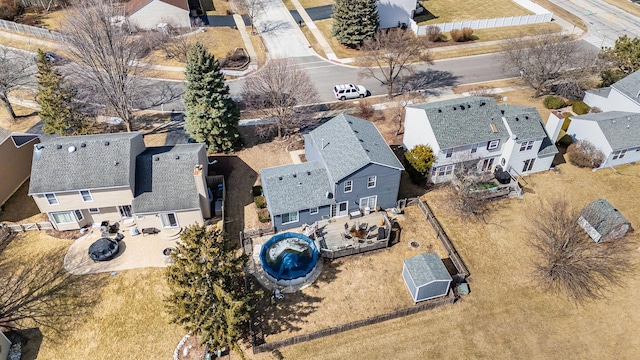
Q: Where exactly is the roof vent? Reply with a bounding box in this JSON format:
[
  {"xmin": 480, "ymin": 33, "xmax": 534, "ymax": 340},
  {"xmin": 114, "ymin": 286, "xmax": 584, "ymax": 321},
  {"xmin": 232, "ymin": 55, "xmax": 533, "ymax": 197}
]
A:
[
  {"xmin": 154, "ymin": 156, "xmax": 160, "ymax": 161},
  {"xmin": 515, "ymin": 117, "xmax": 519, "ymax": 121},
  {"xmin": 453, "ymin": 106, "xmax": 457, "ymax": 111},
  {"xmin": 278, "ymin": 176, "xmax": 283, "ymax": 181},
  {"xmin": 293, "ymin": 174, "xmax": 297, "ymax": 178},
  {"xmin": 104, "ymin": 141, "xmax": 110, "ymax": 146},
  {"xmin": 325, "ymin": 191, "xmax": 333, "ymax": 199},
  {"xmin": 175, "ymin": 155, "xmax": 180, "ymax": 160},
  {"xmin": 307, "ymin": 171, "xmax": 311, "ymax": 175},
  {"xmin": 56, "ymin": 145, "xmax": 62, "ymax": 149},
  {"xmin": 35, "ymin": 144, "xmax": 43, "ymax": 151},
  {"xmin": 354, "ymin": 130, "xmax": 359, "ymax": 133},
  {"xmin": 80, "ymin": 143, "xmax": 86, "ymax": 147},
  {"xmin": 114, "ymin": 161, "xmax": 119, "ymax": 166},
  {"xmin": 438, "ymin": 109, "xmax": 442, "ymax": 113},
  {"xmin": 359, "ymin": 139, "xmax": 364, "ymax": 142},
  {"xmin": 480, "ymin": 102, "xmax": 486, "ymax": 106},
  {"xmin": 613, "ymin": 120, "xmax": 616, "ymax": 124},
  {"xmin": 68, "ymin": 146, "xmax": 76, "ymax": 153},
  {"xmin": 525, "ymin": 116, "xmax": 529, "ymax": 120}
]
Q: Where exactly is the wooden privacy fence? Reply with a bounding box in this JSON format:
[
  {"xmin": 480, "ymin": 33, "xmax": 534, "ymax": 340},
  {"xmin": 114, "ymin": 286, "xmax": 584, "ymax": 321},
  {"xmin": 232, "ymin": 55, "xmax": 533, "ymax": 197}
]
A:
[
  {"xmin": 0, "ymin": 225, "xmax": 11, "ymax": 243},
  {"xmin": 3, "ymin": 221, "xmax": 54, "ymax": 233},
  {"xmin": 252, "ymin": 290, "xmax": 455, "ymax": 354},
  {"xmin": 415, "ymin": 199, "xmax": 470, "ymax": 281}
]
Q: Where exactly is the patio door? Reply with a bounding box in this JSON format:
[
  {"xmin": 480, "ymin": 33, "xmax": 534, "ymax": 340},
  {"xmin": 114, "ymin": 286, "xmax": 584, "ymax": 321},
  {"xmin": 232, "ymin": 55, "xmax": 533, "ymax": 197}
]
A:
[
  {"xmin": 359, "ymin": 196, "xmax": 377, "ymax": 210},
  {"xmin": 119, "ymin": 205, "xmax": 132, "ymax": 219},
  {"xmin": 337, "ymin": 201, "xmax": 348, "ymax": 217},
  {"xmin": 480, "ymin": 158, "xmax": 495, "ymax": 172}
]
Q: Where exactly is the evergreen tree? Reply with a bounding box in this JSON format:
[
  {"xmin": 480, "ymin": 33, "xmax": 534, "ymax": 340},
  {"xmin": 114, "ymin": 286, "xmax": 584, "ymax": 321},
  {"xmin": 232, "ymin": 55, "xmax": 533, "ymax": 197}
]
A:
[
  {"xmin": 184, "ymin": 42, "xmax": 240, "ymax": 153},
  {"xmin": 599, "ymin": 35, "xmax": 640, "ymax": 87},
  {"xmin": 36, "ymin": 49, "xmax": 89, "ymax": 135},
  {"xmin": 165, "ymin": 224, "xmax": 257, "ymax": 357},
  {"xmin": 332, "ymin": 0, "xmax": 379, "ymax": 48}
]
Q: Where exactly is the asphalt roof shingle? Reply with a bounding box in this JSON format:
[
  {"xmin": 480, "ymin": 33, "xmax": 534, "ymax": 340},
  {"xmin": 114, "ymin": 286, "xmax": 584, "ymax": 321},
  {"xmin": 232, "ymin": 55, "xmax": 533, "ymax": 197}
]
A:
[
  {"xmin": 404, "ymin": 253, "xmax": 452, "ymax": 286},
  {"xmin": 132, "ymin": 144, "xmax": 205, "ymax": 214},
  {"xmin": 307, "ymin": 114, "xmax": 403, "ymax": 182},
  {"xmin": 611, "ymin": 69, "xmax": 640, "ymax": 103},
  {"xmin": 261, "ymin": 162, "xmax": 333, "ymax": 215},
  {"xmin": 28, "ymin": 132, "xmax": 142, "ymax": 195},
  {"xmin": 499, "ymin": 104, "xmax": 558, "ymax": 156},
  {"xmin": 571, "ymin": 111, "xmax": 640, "ymax": 150},
  {"xmin": 580, "ymin": 199, "xmax": 630, "ymax": 238},
  {"xmin": 125, "ymin": 0, "xmax": 189, "ymax": 15},
  {"xmin": 407, "ymin": 97, "xmax": 510, "ymax": 149}
]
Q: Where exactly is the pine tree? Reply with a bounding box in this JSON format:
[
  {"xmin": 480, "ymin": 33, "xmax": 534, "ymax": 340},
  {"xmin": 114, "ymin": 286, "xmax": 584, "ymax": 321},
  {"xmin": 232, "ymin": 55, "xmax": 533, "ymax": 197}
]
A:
[
  {"xmin": 332, "ymin": 0, "xmax": 379, "ymax": 48},
  {"xmin": 184, "ymin": 42, "xmax": 240, "ymax": 153},
  {"xmin": 36, "ymin": 49, "xmax": 90, "ymax": 135},
  {"xmin": 165, "ymin": 224, "xmax": 258, "ymax": 357}
]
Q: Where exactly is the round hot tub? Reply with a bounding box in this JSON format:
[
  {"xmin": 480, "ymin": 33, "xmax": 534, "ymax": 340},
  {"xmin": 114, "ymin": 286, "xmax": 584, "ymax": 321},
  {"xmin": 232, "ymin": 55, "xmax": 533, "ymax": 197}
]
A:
[{"xmin": 259, "ymin": 232, "xmax": 320, "ymax": 286}]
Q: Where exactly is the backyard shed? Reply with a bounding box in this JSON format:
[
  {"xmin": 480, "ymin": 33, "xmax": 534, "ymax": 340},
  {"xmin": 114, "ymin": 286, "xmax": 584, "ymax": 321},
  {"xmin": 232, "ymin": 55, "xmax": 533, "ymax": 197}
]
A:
[
  {"xmin": 578, "ymin": 199, "xmax": 633, "ymax": 243},
  {"xmin": 402, "ymin": 253, "xmax": 452, "ymax": 304}
]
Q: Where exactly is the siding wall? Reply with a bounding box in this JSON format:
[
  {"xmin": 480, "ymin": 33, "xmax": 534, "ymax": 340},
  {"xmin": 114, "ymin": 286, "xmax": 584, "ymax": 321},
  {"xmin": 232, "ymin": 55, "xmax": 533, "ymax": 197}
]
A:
[
  {"xmin": 402, "ymin": 264, "xmax": 418, "ymax": 301},
  {"xmin": 378, "ymin": 0, "xmax": 415, "ymax": 28},
  {"xmin": 567, "ymin": 119, "xmax": 613, "ymax": 166},
  {"xmin": 335, "ymin": 163, "xmax": 401, "ymax": 211},
  {"xmin": 135, "ymin": 209, "xmax": 204, "ymax": 230},
  {"xmin": 584, "ymin": 89, "xmax": 640, "ymax": 113},
  {"xmin": 416, "ymin": 280, "xmax": 451, "ymax": 302},
  {"xmin": 402, "ymin": 108, "xmax": 440, "ymax": 152},
  {"xmin": 128, "ymin": 1, "xmax": 191, "ymax": 30},
  {"xmin": 273, "ymin": 204, "xmax": 331, "ymax": 232},
  {"xmin": 503, "ymin": 137, "xmax": 547, "ymax": 174},
  {"xmin": 33, "ymin": 187, "xmax": 134, "ymax": 214},
  {"xmin": 0, "ymin": 136, "xmax": 38, "ymax": 206},
  {"xmin": 429, "ymin": 139, "xmax": 507, "ymax": 183}
]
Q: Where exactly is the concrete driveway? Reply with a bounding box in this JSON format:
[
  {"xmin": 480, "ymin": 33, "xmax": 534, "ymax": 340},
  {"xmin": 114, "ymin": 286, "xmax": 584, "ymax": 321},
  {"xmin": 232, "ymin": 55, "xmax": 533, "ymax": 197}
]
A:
[{"xmin": 64, "ymin": 227, "xmax": 179, "ymax": 275}]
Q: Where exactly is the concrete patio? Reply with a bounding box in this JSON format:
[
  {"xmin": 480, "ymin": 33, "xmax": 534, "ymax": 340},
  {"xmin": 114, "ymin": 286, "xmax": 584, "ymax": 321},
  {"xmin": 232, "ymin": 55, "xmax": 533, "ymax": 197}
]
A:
[{"xmin": 64, "ymin": 226, "xmax": 180, "ymax": 275}]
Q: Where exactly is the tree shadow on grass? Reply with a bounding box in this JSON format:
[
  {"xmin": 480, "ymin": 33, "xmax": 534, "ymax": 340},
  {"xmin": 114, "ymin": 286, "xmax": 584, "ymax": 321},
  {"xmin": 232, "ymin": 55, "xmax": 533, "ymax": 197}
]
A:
[{"xmin": 398, "ymin": 69, "xmax": 460, "ymax": 96}]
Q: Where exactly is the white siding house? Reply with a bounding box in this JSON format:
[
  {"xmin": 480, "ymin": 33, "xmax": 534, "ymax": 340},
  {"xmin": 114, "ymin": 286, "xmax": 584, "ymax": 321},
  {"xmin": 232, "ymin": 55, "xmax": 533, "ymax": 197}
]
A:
[
  {"xmin": 403, "ymin": 97, "xmax": 557, "ymax": 183},
  {"xmin": 583, "ymin": 70, "xmax": 640, "ymax": 113},
  {"xmin": 126, "ymin": 0, "xmax": 191, "ymax": 30},
  {"xmin": 378, "ymin": 0, "xmax": 417, "ymax": 28}
]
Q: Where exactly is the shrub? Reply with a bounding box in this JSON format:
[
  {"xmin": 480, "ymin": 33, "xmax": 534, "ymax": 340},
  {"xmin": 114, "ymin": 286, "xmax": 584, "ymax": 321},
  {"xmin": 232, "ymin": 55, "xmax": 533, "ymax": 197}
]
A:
[
  {"xmin": 404, "ymin": 144, "xmax": 435, "ymax": 184},
  {"xmin": 0, "ymin": 0, "xmax": 21, "ymax": 21},
  {"xmin": 257, "ymin": 208, "xmax": 271, "ymax": 223},
  {"xmin": 462, "ymin": 27, "xmax": 474, "ymax": 40},
  {"xmin": 251, "ymin": 185, "xmax": 262, "ymax": 197},
  {"xmin": 450, "ymin": 28, "xmax": 474, "ymax": 42},
  {"xmin": 543, "ymin": 95, "xmax": 565, "ymax": 109},
  {"xmin": 426, "ymin": 26, "xmax": 442, "ymax": 42},
  {"xmin": 254, "ymin": 195, "xmax": 266, "ymax": 209},
  {"xmin": 567, "ymin": 140, "xmax": 605, "ymax": 168},
  {"xmin": 357, "ymin": 100, "xmax": 374, "ymax": 119},
  {"xmin": 571, "ymin": 100, "xmax": 590, "ymax": 115}
]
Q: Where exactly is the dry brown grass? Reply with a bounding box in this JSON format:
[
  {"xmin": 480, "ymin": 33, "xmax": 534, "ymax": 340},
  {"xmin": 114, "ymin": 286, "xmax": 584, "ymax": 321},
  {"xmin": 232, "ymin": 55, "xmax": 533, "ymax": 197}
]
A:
[
  {"xmin": 0, "ymin": 181, "xmax": 42, "ymax": 223},
  {"xmin": 416, "ymin": 0, "xmax": 532, "ymax": 24},
  {"xmin": 247, "ymin": 28, "xmax": 267, "ymax": 66},
  {"xmin": 276, "ymin": 161, "xmax": 640, "ymax": 360},
  {"xmin": 315, "ymin": 19, "xmax": 361, "ymax": 59},
  {"xmin": 601, "ymin": 0, "xmax": 640, "ymax": 19},
  {"xmin": 39, "ymin": 7, "xmax": 70, "ymax": 31},
  {"xmin": 0, "ymin": 104, "xmax": 41, "ymax": 133}
]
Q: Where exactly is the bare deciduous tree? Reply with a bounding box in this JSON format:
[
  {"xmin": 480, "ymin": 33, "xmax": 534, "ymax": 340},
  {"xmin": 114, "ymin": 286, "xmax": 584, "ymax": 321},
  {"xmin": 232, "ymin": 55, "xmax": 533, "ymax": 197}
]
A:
[
  {"xmin": 528, "ymin": 198, "xmax": 635, "ymax": 303},
  {"xmin": 447, "ymin": 165, "xmax": 496, "ymax": 218},
  {"xmin": 0, "ymin": 48, "xmax": 34, "ymax": 121},
  {"xmin": 501, "ymin": 30, "xmax": 599, "ymax": 97},
  {"xmin": 240, "ymin": 59, "xmax": 319, "ymax": 139},
  {"xmin": 0, "ymin": 249, "xmax": 100, "ymax": 335},
  {"xmin": 358, "ymin": 28, "xmax": 433, "ymax": 98},
  {"xmin": 241, "ymin": 0, "xmax": 266, "ymax": 35},
  {"xmin": 62, "ymin": 0, "xmax": 147, "ymax": 131}
]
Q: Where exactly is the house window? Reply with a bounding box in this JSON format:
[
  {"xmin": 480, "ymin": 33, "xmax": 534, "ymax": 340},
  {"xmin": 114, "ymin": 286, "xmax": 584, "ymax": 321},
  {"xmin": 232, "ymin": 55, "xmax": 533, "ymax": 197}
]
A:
[
  {"xmin": 481, "ymin": 158, "xmax": 495, "ymax": 172},
  {"xmin": 160, "ymin": 213, "xmax": 179, "ymax": 228},
  {"xmin": 309, "ymin": 207, "xmax": 319, "ymax": 215},
  {"xmin": 612, "ymin": 149, "xmax": 627, "ymax": 160},
  {"xmin": 51, "ymin": 211, "xmax": 75, "ymax": 224},
  {"xmin": 436, "ymin": 165, "xmax": 454, "ymax": 177},
  {"xmin": 487, "ymin": 140, "xmax": 500, "ymax": 150},
  {"xmin": 88, "ymin": 208, "xmax": 100, "ymax": 214},
  {"xmin": 522, "ymin": 158, "xmax": 536, "ymax": 172},
  {"xmin": 519, "ymin": 141, "xmax": 535, "ymax": 152},
  {"xmin": 45, "ymin": 193, "xmax": 58, "ymax": 205},
  {"xmin": 445, "ymin": 149, "xmax": 453, "ymax": 158},
  {"xmin": 471, "ymin": 143, "xmax": 478, "ymax": 154},
  {"xmin": 74, "ymin": 210, "xmax": 84, "ymax": 221},
  {"xmin": 281, "ymin": 212, "xmax": 299, "ymax": 224},
  {"xmin": 344, "ymin": 180, "xmax": 353, "ymax": 193},
  {"xmin": 79, "ymin": 190, "xmax": 93, "ymax": 202},
  {"xmin": 367, "ymin": 176, "xmax": 377, "ymax": 188}
]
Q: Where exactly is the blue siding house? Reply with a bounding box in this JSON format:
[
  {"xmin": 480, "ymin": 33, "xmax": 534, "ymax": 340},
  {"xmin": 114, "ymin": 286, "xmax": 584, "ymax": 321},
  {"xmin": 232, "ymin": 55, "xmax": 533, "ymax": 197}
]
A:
[{"xmin": 261, "ymin": 114, "xmax": 404, "ymax": 231}]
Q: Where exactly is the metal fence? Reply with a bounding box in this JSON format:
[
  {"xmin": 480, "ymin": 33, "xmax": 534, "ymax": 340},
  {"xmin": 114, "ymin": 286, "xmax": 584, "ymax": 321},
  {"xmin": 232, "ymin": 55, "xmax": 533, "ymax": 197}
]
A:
[
  {"xmin": 252, "ymin": 290, "xmax": 456, "ymax": 354},
  {"xmin": 411, "ymin": 12, "xmax": 552, "ymax": 34},
  {"xmin": 0, "ymin": 19, "xmax": 65, "ymax": 41}
]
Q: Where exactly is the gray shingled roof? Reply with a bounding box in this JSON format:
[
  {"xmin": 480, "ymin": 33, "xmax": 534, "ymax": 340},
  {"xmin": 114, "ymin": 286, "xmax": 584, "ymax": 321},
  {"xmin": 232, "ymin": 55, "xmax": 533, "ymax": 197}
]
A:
[
  {"xmin": 404, "ymin": 253, "xmax": 452, "ymax": 286},
  {"xmin": 586, "ymin": 87, "xmax": 611, "ymax": 98},
  {"xmin": 261, "ymin": 161, "xmax": 333, "ymax": 215},
  {"xmin": 499, "ymin": 105, "xmax": 558, "ymax": 156},
  {"xmin": 132, "ymin": 144, "xmax": 205, "ymax": 214},
  {"xmin": 28, "ymin": 132, "xmax": 142, "ymax": 194},
  {"xmin": 580, "ymin": 199, "xmax": 630, "ymax": 237},
  {"xmin": 307, "ymin": 114, "xmax": 403, "ymax": 182},
  {"xmin": 572, "ymin": 111, "xmax": 640, "ymax": 150},
  {"xmin": 611, "ymin": 69, "xmax": 640, "ymax": 103},
  {"xmin": 408, "ymin": 96, "xmax": 510, "ymax": 149}
]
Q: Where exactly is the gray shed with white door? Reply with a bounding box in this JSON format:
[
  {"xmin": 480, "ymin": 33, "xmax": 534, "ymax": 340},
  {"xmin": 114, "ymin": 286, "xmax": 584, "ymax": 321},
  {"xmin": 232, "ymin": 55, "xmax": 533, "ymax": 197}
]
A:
[{"xmin": 403, "ymin": 253, "xmax": 452, "ymax": 303}]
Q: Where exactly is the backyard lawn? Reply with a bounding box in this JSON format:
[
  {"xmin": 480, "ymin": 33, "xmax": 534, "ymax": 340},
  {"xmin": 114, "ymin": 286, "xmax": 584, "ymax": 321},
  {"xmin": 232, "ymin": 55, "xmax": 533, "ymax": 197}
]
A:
[{"xmin": 416, "ymin": 0, "xmax": 532, "ymax": 24}]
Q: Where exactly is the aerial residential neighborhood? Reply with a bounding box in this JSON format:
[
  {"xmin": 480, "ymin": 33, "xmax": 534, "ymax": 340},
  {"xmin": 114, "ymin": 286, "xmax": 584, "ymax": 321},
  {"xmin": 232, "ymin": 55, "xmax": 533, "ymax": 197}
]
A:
[{"xmin": 0, "ymin": 0, "xmax": 639, "ymax": 358}]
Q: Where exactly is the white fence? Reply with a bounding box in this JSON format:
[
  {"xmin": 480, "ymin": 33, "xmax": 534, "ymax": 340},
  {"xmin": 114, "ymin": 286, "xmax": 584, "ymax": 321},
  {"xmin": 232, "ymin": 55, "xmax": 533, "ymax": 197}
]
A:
[
  {"xmin": 411, "ymin": 13, "xmax": 552, "ymax": 34},
  {"xmin": 0, "ymin": 19, "xmax": 65, "ymax": 41}
]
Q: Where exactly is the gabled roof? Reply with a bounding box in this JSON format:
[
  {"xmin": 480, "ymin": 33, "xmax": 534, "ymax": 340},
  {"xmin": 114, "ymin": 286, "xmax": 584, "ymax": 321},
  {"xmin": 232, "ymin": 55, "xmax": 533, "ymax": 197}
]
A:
[
  {"xmin": 261, "ymin": 161, "xmax": 333, "ymax": 215},
  {"xmin": 579, "ymin": 199, "xmax": 630, "ymax": 237},
  {"xmin": 0, "ymin": 127, "xmax": 39, "ymax": 148},
  {"xmin": 125, "ymin": 0, "xmax": 189, "ymax": 16},
  {"xmin": 407, "ymin": 97, "xmax": 510, "ymax": 149},
  {"xmin": 611, "ymin": 69, "xmax": 640, "ymax": 103},
  {"xmin": 499, "ymin": 105, "xmax": 558, "ymax": 156},
  {"xmin": 28, "ymin": 132, "xmax": 142, "ymax": 195},
  {"xmin": 132, "ymin": 144, "xmax": 204, "ymax": 214},
  {"xmin": 585, "ymin": 87, "xmax": 611, "ymax": 98},
  {"xmin": 404, "ymin": 253, "xmax": 452, "ymax": 286},
  {"xmin": 306, "ymin": 114, "xmax": 403, "ymax": 182},
  {"xmin": 571, "ymin": 111, "xmax": 640, "ymax": 150}
]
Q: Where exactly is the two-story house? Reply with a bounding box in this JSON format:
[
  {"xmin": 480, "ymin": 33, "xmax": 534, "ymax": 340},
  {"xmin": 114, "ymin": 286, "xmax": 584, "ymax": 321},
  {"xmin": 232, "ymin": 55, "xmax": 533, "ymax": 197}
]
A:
[
  {"xmin": 261, "ymin": 114, "xmax": 404, "ymax": 231},
  {"xmin": 0, "ymin": 127, "xmax": 39, "ymax": 207},
  {"xmin": 403, "ymin": 96, "xmax": 557, "ymax": 183},
  {"xmin": 28, "ymin": 132, "xmax": 211, "ymax": 231},
  {"xmin": 583, "ymin": 69, "xmax": 640, "ymax": 113}
]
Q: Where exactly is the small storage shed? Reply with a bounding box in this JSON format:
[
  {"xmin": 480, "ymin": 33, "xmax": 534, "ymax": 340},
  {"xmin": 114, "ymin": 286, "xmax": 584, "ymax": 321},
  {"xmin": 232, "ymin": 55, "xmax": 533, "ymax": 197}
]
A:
[
  {"xmin": 402, "ymin": 253, "xmax": 452, "ymax": 304},
  {"xmin": 578, "ymin": 199, "xmax": 633, "ymax": 243}
]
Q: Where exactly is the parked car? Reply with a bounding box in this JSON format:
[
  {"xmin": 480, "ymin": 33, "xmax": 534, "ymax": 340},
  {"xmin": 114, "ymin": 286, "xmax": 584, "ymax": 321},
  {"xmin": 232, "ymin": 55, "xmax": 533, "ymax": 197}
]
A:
[{"xmin": 333, "ymin": 84, "xmax": 368, "ymax": 100}]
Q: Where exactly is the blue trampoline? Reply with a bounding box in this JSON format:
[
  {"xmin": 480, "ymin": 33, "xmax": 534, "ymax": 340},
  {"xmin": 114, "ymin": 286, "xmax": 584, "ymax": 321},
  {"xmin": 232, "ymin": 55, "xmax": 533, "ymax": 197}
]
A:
[{"xmin": 259, "ymin": 232, "xmax": 319, "ymax": 282}]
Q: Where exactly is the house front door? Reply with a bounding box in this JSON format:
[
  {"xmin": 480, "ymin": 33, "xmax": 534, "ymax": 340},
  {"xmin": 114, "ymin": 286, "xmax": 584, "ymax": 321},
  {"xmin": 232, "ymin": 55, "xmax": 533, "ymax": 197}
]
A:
[{"xmin": 337, "ymin": 201, "xmax": 348, "ymax": 217}]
